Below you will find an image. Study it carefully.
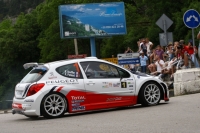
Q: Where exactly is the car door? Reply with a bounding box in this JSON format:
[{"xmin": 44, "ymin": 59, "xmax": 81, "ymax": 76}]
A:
[
  {"xmin": 55, "ymin": 62, "xmax": 86, "ymax": 112},
  {"xmin": 80, "ymin": 61, "xmax": 135, "ymax": 110}
]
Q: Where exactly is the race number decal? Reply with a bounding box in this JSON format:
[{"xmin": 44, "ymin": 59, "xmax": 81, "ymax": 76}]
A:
[{"xmin": 121, "ymin": 82, "xmax": 127, "ymax": 88}]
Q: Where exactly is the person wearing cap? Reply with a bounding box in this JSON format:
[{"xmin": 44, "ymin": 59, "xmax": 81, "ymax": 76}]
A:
[
  {"xmin": 139, "ymin": 51, "xmax": 148, "ymax": 73},
  {"xmin": 179, "ymin": 40, "xmax": 185, "ymax": 47}
]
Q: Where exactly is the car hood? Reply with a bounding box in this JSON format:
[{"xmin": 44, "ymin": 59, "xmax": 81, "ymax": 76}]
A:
[{"xmin": 131, "ymin": 71, "xmax": 149, "ymax": 77}]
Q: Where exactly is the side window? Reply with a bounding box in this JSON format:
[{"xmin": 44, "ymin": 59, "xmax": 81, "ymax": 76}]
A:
[
  {"xmin": 117, "ymin": 67, "xmax": 130, "ymax": 78},
  {"xmin": 80, "ymin": 62, "xmax": 120, "ymax": 79},
  {"xmin": 56, "ymin": 63, "xmax": 83, "ymax": 78}
]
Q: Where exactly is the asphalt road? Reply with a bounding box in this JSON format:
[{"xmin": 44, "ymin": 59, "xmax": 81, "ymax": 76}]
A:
[{"xmin": 1, "ymin": 93, "xmax": 200, "ymax": 133}]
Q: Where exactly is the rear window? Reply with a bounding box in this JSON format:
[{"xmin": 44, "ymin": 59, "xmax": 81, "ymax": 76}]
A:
[{"xmin": 20, "ymin": 67, "xmax": 48, "ymax": 83}]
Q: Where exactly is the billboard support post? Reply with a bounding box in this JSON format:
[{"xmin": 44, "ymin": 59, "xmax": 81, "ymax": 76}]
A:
[
  {"xmin": 74, "ymin": 39, "xmax": 78, "ymax": 55},
  {"xmin": 90, "ymin": 37, "xmax": 96, "ymax": 57}
]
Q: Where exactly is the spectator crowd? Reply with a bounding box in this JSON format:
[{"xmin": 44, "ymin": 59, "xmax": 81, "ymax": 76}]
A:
[{"xmin": 124, "ymin": 34, "xmax": 200, "ymax": 80}]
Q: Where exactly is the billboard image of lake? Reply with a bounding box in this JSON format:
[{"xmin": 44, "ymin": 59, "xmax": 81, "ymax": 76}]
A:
[{"xmin": 59, "ymin": 2, "xmax": 127, "ymax": 38}]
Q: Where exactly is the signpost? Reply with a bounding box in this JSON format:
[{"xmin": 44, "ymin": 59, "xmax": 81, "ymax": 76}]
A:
[
  {"xmin": 183, "ymin": 9, "xmax": 200, "ymax": 64},
  {"xmin": 159, "ymin": 32, "xmax": 173, "ymax": 46},
  {"xmin": 117, "ymin": 53, "xmax": 139, "ymax": 60},
  {"xmin": 117, "ymin": 53, "xmax": 140, "ymax": 65},
  {"xmin": 183, "ymin": 9, "xmax": 200, "ymax": 60},
  {"xmin": 156, "ymin": 14, "xmax": 173, "ymax": 46}
]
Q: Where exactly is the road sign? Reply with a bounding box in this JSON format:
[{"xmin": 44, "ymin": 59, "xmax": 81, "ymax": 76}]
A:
[
  {"xmin": 117, "ymin": 53, "xmax": 139, "ymax": 60},
  {"xmin": 159, "ymin": 32, "xmax": 173, "ymax": 46},
  {"xmin": 183, "ymin": 9, "xmax": 200, "ymax": 28},
  {"xmin": 118, "ymin": 58, "xmax": 140, "ymax": 65},
  {"xmin": 117, "ymin": 53, "xmax": 140, "ymax": 65},
  {"xmin": 156, "ymin": 14, "xmax": 173, "ymax": 31}
]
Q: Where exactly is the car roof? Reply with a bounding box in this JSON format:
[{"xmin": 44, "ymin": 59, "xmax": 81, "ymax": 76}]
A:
[
  {"xmin": 45, "ymin": 57, "xmax": 110, "ymax": 67},
  {"xmin": 23, "ymin": 57, "xmax": 119, "ymax": 70}
]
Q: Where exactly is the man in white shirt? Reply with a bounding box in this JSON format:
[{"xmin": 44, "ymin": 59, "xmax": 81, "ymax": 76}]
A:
[{"xmin": 154, "ymin": 55, "xmax": 165, "ymax": 75}]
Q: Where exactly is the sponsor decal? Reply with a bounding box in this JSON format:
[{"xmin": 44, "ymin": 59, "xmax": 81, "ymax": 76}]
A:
[
  {"xmin": 24, "ymin": 99, "xmax": 34, "ymax": 102},
  {"xmin": 48, "ymin": 72, "xmax": 57, "ymax": 79},
  {"xmin": 102, "ymin": 82, "xmax": 113, "ymax": 88},
  {"xmin": 129, "ymin": 85, "xmax": 133, "ymax": 87},
  {"xmin": 128, "ymin": 82, "xmax": 134, "ymax": 84},
  {"xmin": 72, "ymin": 106, "xmax": 85, "ymax": 111},
  {"xmin": 63, "ymin": 71, "xmax": 79, "ymax": 77},
  {"xmin": 121, "ymin": 82, "xmax": 127, "ymax": 88},
  {"xmin": 127, "ymin": 79, "xmax": 133, "ymax": 81},
  {"xmin": 71, "ymin": 100, "xmax": 85, "ymax": 103},
  {"xmin": 102, "ymin": 85, "xmax": 109, "ymax": 88},
  {"xmin": 46, "ymin": 79, "xmax": 79, "ymax": 85},
  {"xmin": 71, "ymin": 96, "xmax": 85, "ymax": 100},
  {"xmin": 108, "ymin": 83, "xmax": 112, "ymax": 87},
  {"xmin": 106, "ymin": 97, "xmax": 122, "ymax": 102},
  {"xmin": 113, "ymin": 83, "xmax": 120, "ymax": 87},
  {"xmin": 72, "ymin": 103, "xmax": 80, "ymax": 107},
  {"xmin": 137, "ymin": 75, "xmax": 140, "ymax": 79}
]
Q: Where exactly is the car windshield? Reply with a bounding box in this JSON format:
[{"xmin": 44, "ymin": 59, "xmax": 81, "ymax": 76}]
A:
[{"xmin": 20, "ymin": 66, "xmax": 48, "ymax": 83}]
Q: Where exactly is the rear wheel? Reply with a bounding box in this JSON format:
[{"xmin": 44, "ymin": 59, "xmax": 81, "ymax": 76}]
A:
[
  {"xmin": 41, "ymin": 93, "xmax": 67, "ymax": 119},
  {"xmin": 139, "ymin": 82, "xmax": 161, "ymax": 106}
]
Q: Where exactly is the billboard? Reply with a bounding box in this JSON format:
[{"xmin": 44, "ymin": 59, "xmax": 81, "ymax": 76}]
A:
[{"xmin": 59, "ymin": 2, "xmax": 127, "ymax": 38}]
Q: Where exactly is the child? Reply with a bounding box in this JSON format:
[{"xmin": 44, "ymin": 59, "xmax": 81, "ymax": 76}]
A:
[{"xmin": 139, "ymin": 51, "xmax": 148, "ymax": 73}]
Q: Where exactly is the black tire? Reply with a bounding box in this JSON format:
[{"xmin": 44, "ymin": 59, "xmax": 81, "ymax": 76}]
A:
[
  {"xmin": 139, "ymin": 82, "xmax": 161, "ymax": 106},
  {"xmin": 41, "ymin": 92, "xmax": 67, "ymax": 119}
]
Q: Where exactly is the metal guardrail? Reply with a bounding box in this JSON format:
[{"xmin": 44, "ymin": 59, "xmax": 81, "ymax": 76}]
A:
[{"xmin": 0, "ymin": 100, "xmax": 12, "ymax": 110}]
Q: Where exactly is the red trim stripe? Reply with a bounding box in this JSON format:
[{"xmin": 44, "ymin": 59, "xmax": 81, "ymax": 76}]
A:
[{"xmin": 56, "ymin": 86, "xmax": 64, "ymax": 92}]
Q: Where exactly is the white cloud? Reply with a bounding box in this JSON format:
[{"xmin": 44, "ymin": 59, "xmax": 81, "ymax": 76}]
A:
[{"xmin": 99, "ymin": 4, "xmax": 118, "ymax": 7}]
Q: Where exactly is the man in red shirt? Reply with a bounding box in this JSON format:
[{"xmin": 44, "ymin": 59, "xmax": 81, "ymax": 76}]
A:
[{"xmin": 183, "ymin": 40, "xmax": 199, "ymax": 68}]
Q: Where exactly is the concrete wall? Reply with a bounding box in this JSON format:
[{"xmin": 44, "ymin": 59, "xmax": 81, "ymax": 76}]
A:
[{"xmin": 174, "ymin": 68, "xmax": 200, "ymax": 96}]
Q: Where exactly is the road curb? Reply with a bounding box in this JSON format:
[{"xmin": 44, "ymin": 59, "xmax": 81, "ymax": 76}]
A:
[{"xmin": 0, "ymin": 110, "xmax": 12, "ymax": 114}]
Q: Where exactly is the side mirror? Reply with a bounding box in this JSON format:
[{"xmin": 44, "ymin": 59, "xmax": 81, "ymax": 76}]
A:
[{"xmin": 120, "ymin": 76, "xmax": 123, "ymax": 81}]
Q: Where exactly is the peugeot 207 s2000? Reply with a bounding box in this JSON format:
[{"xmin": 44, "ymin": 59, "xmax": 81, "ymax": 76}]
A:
[{"xmin": 12, "ymin": 57, "xmax": 169, "ymax": 118}]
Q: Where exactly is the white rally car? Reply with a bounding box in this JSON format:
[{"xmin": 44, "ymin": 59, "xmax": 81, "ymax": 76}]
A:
[{"xmin": 12, "ymin": 57, "xmax": 169, "ymax": 118}]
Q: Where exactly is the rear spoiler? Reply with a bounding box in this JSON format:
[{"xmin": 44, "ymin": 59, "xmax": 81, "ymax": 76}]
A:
[{"xmin": 23, "ymin": 63, "xmax": 44, "ymax": 69}]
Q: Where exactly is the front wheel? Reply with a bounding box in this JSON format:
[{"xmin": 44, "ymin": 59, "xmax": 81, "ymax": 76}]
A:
[
  {"xmin": 41, "ymin": 93, "xmax": 67, "ymax": 119},
  {"xmin": 139, "ymin": 82, "xmax": 161, "ymax": 106}
]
